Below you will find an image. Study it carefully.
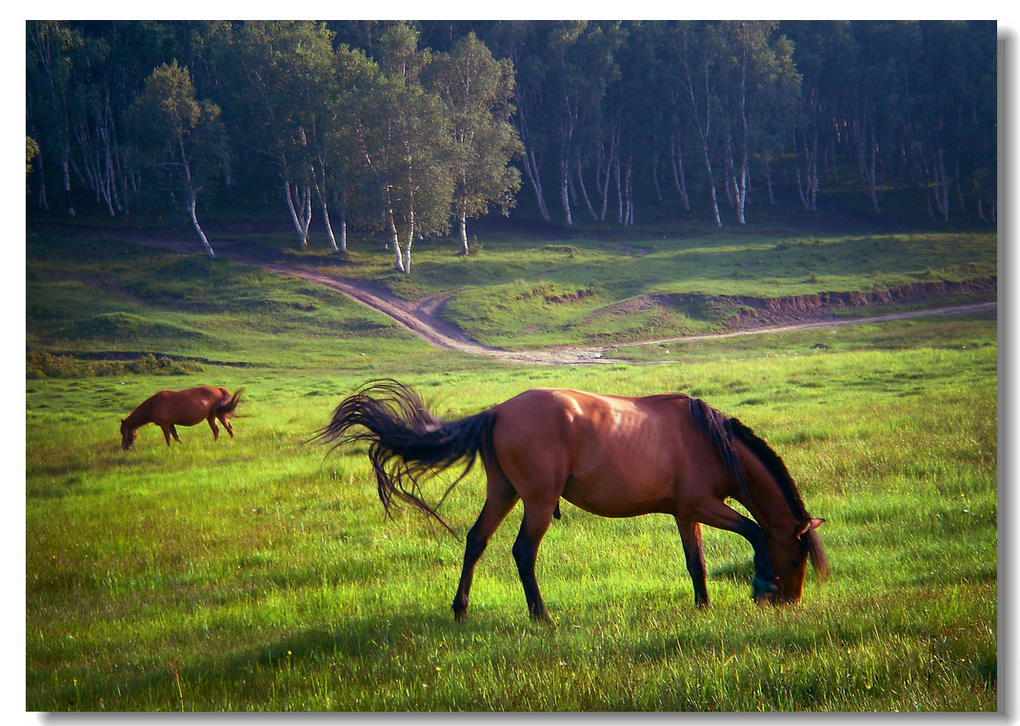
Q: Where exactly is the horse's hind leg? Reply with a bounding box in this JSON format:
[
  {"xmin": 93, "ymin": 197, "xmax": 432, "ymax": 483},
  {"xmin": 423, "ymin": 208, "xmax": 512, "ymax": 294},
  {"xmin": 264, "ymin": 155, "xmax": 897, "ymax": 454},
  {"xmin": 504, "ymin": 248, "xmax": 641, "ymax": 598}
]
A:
[
  {"xmin": 452, "ymin": 476, "xmax": 518, "ymax": 620},
  {"xmin": 206, "ymin": 414, "xmax": 220, "ymax": 440},
  {"xmin": 512, "ymin": 500, "xmax": 557, "ymax": 622},
  {"xmin": 676, "ymin": 518, "xmax": 710, "ymax": 607},
  {"xmin": 218, "ymin": 414, "xmax": 234, "ymax": 438}
]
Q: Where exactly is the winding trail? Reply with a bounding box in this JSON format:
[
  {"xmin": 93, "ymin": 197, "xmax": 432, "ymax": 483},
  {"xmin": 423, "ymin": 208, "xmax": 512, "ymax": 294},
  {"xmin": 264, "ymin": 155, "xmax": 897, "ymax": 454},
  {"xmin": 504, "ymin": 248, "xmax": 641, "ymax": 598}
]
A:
[{"xmin": 88, "ymin": 229, "xmax": 997, "ymax": 366}]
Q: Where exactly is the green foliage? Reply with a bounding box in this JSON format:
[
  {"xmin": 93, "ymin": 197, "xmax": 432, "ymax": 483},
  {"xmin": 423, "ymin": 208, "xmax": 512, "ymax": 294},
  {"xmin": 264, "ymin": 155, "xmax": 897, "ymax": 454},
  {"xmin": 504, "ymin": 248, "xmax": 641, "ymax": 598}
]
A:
[
  {"xmin": 426, "ymin": 32, "xmax": 523, "ymax": 251},
  {"xmin": 26, "ymin": 21, "xmax": 997, "ymax": 245},
  {"xmin": 27, "ymin": 351, "xmax": 201, "ymax": 379}
]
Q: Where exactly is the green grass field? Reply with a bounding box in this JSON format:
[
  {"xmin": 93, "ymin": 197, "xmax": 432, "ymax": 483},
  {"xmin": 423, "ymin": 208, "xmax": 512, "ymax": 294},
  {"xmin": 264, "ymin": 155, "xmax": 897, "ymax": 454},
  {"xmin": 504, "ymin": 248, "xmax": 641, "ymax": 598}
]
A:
[{"xmin": 24, "ymin": 223, "xmax": 997, "ymax": 711}]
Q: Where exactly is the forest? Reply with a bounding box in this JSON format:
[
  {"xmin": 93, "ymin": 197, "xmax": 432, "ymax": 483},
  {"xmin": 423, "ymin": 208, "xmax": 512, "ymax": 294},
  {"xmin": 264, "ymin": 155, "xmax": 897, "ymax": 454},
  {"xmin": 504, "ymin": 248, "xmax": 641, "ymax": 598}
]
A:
[{"xmin": 26, "ymin": 20, "xmax": 997, "ymax": 269}]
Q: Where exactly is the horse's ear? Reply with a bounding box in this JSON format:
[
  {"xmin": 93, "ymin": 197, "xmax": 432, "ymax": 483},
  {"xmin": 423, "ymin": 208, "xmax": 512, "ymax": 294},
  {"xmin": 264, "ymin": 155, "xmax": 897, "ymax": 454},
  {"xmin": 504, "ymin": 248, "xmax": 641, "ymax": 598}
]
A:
[{"xmin": 796, "ymin": 517, "xmax": 826, "ymax": 537}]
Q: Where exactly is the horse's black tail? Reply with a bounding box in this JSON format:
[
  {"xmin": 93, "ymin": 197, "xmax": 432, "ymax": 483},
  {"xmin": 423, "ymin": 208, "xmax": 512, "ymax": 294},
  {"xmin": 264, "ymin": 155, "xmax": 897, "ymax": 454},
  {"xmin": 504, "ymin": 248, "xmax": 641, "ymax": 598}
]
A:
[
  {"xmin": 314, "ymin": 379, "xmax": 495, "ymax": 535},
  {"xmin": 217, "ymin": 388, "xmax": 244, "ymax": 416}
]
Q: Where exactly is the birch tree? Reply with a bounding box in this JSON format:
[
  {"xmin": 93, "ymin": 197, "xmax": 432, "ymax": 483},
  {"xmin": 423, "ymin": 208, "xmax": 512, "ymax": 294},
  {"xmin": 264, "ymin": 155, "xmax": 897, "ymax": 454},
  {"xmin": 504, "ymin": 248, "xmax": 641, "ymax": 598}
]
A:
[
  {"xmin": 26, "ymin": 21, "xmax": 85, "ymax": 215},
  {"xmin": 718, "ymin": 21, "xmax": 800, "ymax": 224},
  {"xmin": 427, "ymin": 33, "xmax": 522, "ymax": 254},
  {"xmin": 222, "ymin": 21, "xmax": 339, "ymax": 248},
  {"xmin": 487, "ymin": 21, "xmax": 553, "ymax": 223},
  {"xmin": 349, "ymin": 25, "xmax": 455, "ymax": 273},
  {"xmin": 674, "ymin": 22, "xmax": 725, "ymax": 228},
  {"xmin": 132, "ymin": 60, "xmax": 224, "ymax": 259}
]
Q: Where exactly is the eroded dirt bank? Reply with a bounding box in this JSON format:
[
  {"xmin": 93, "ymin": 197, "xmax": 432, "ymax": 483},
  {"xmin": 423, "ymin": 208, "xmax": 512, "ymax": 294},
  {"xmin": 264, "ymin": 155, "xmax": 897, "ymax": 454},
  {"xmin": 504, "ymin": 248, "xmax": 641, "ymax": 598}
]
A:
[{"xmin": 707, "ymin": 278, "xmax": 996, "ymax": 329}]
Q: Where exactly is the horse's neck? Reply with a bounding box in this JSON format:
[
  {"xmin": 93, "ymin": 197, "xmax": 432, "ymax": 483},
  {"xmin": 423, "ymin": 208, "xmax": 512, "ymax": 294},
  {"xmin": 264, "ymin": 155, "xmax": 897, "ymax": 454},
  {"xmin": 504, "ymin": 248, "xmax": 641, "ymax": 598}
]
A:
[
  {"xmin": 743, "ymin": 472, "xmax": 798, "ymax": 533},
  {"xmin": 124, "ymin": 401, "xmax": 153, "ymax": 430}
]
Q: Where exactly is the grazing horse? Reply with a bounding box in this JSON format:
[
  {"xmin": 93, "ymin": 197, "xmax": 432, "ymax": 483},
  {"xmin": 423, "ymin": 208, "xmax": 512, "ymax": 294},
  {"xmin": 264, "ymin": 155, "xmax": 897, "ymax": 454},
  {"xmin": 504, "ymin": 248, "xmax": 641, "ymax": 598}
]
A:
[
  {"xmin": 317, "ymin": 379, "xmax": 828, "ymax": 620},
  {"xmin": 120, "ymin": 386, "xmax": 243, "ymax": 450}
]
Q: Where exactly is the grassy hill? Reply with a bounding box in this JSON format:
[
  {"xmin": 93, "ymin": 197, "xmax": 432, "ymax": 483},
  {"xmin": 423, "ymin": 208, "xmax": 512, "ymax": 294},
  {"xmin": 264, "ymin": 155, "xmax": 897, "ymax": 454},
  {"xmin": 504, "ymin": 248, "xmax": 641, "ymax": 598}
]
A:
[{"xmin": 252, "ymin": 221, "xmax": 996, "ymax": 350}]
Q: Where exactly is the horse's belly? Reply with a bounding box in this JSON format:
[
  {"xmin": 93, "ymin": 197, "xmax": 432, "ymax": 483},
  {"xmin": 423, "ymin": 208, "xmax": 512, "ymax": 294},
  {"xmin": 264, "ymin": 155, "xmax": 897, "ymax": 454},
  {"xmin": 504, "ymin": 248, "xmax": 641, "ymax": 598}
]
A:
[
  {"xmin": 153, "ymin": 401, "xmax": 212, "ymax": 426},
  {"xmin": 173, "ymin": 414, "xmax": 208, "ymax": 426},
  {"xmin": 561, "ymin": 466, "xmax": 676, "ymax": 517}
]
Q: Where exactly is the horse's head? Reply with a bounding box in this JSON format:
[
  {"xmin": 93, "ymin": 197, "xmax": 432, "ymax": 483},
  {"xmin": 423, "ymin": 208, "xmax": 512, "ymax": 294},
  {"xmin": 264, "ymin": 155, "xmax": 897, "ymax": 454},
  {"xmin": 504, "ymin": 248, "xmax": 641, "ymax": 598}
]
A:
[
  {"xmin": 760, "ymin": 517, "xmax": 827, "ymax": 604},
  {"xmin": 120, "ymin": 419, "xmax": 137, "ymax": 450}
]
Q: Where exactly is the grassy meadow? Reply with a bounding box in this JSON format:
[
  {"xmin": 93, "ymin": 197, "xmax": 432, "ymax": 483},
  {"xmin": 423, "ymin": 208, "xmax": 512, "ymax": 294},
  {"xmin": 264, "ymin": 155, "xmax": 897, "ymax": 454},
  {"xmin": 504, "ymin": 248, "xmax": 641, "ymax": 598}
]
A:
[{"xmin": 24, "ymin": 223, "xmax": 997, "ymax": 711}]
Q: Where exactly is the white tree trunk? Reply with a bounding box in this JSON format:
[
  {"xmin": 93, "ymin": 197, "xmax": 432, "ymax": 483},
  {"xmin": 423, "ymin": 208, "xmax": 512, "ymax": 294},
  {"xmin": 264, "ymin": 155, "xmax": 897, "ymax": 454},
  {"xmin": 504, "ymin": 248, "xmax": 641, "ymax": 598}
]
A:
[
  {"xmin": 575, "ymin": 158, "xmax": 598, "ymax": 221},
  {"xmin": 35, "ymin": 150, "xmax": 49, "ymax": 211},
  {"xmin": 560, "ymin": 155, "xmax": 573, "ymax": 226},
  {"xmin": 598, "ymin": 131, "xmax": 617, "ymax": 221},
  {"xmin": 701, "ymin": 142, "xmax": 722, "ymax": 228},
  {"xmin": 670, "ymin": 139, "xmax": 690, "ymax": 211},
  {"xmin": 388, "ymin": 210, "xmax": 405, "ymax": 272},
  {"xmin": 459, "ymin": 211, "xmax": 469, "ymax": 255},
  {"xmin": 340, "ymin": 209, "xmax": 348, "ymax": 254},
  {"xmin": 614, "ymin": 150, "xmax": 624, "ymax": 223},
  {"xmin": 623, "ymin": 157, "xmax": 634, "ymax": 226},
  {"xmin": 521, "ymin": 146, "xmax": 550, "ymax": 223},
  {"xmin": 867, "ymin": 135, "xmax": 880, "ymax": 214},
  {"xmin": 402, "ymin": 207, "xmax": 415, "ymax": 274},
  {"xmin": 186, "ymin": 195, "xmax": 216, "ymax": 259},
  {"xmin": 931, "ymin": 148, "xmax": 950, "ymax": 223},
  {"xmin": 284, "ymin": 179, "xmax": 312, "ymax": 247},
  {"xmin": 795, "ymin": 127, "xmax": 819, "ymax": 211},
  {"xmin": 651, "ymin": 151, "xmax": 663, "ymax": 202},
  {"xmin": 318, "ymin": 194, "xmax": 339, "ymax": 252},
  {"xmin": 61, "ymin": 151, "xmax": 75, "ymax": 216}
]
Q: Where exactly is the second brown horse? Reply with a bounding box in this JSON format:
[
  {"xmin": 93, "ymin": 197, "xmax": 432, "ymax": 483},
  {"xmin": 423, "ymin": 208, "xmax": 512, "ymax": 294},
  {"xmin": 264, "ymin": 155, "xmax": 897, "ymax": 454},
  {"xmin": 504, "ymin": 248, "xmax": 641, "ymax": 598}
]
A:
[
  {"xmin": 120, "ymin": 386, "xmax": 243, "ymax": 450},
  {"xmin": 317, "ymin": 379, "xmax": 828, "ymax": 621}
]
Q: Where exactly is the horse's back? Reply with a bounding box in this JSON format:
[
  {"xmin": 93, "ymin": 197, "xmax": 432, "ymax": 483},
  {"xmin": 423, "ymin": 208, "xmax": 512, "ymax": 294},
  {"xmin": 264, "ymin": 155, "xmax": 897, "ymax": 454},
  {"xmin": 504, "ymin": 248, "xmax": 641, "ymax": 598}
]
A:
[
  {"xmin": 490, "ymin": 389, "xmax": 707, "ymax": 516},
  {"xmin": 149, "ymin": 386, "xmax": 225, "ymax": 424}
]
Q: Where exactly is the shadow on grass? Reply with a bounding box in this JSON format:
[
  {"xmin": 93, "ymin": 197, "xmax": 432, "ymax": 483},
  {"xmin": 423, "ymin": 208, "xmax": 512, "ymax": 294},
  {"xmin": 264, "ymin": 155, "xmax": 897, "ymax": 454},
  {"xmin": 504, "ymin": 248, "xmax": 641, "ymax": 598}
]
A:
[{"xmin": 49, "ymin": 610, "xmax": 456, "ymax": 711}]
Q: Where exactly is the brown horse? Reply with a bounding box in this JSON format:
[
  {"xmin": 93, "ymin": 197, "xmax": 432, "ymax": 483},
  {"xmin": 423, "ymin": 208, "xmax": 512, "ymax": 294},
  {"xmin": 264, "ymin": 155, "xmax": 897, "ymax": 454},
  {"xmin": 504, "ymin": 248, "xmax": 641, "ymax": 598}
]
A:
[
  {"xmin": 120, "ymin": 386, "xmax": 243, "ymax": 450},
  {"xmin": 317, "ymin": 379, "xmax": 828, "ymax": 620}
]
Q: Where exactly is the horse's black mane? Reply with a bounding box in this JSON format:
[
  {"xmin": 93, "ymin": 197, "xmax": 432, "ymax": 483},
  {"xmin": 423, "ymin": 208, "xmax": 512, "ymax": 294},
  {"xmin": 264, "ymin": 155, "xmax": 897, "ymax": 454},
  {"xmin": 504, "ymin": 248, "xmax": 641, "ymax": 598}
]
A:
[
  {"xmin": 689, "ymin": 398, "xmax": 809, "ymax": 519},
  {"xmin": 727, "ymin": 416, "xmax": 809, "ymax": 519}
]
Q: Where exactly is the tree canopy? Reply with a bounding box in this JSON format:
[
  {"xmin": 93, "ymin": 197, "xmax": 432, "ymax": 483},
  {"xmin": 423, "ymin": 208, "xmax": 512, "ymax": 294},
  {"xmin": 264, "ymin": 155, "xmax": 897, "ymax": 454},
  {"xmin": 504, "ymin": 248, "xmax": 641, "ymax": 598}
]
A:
[{"xmin": 26, "ymin": 20, "xmax": 998, "ymax": 262}]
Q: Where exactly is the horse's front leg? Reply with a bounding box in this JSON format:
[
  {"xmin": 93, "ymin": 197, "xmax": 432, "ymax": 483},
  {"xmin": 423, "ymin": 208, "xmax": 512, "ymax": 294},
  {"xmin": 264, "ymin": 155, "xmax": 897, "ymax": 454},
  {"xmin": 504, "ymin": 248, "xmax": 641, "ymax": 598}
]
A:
[
  {"xmin": 160, "ymin": 425, "xmax": 173, "ymax": 445},
  {"xmin": 206, "ymin": 414, "xmax": 220, "ymax": 440},
  {"xmin": 675, "ymin": 518, "xmax": 710, "ymax": 608},
  {"xmin": 512, "ymin": 500, "xmax": 557, "ymax": 622},
  {"xmin": 695, "ymin": 499, "xmax": 778, "ymax": 602}
]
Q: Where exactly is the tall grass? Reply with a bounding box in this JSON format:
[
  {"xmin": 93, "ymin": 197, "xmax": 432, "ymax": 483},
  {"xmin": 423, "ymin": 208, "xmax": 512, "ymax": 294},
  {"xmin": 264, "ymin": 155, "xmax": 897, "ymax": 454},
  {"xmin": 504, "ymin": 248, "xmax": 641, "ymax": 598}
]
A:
[{"xmin": 26, "ymin": 328, "xmax": 996, "ymax": 711}]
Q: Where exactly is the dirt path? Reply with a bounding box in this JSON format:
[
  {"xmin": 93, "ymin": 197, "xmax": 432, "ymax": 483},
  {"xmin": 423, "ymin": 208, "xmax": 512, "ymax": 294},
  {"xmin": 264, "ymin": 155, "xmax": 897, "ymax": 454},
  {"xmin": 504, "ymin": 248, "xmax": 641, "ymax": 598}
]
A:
[{"xmin": 94, "ymin": 229, "xmax": 997, "ymax": 365}]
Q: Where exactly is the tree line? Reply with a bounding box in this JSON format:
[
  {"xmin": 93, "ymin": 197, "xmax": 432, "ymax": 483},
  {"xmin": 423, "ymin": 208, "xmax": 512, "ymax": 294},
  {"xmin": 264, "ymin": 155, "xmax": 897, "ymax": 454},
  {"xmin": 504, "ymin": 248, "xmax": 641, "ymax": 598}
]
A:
[{"xmin": 26, "ymin": 20, "xmax": 996, "ymax": 268}]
